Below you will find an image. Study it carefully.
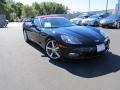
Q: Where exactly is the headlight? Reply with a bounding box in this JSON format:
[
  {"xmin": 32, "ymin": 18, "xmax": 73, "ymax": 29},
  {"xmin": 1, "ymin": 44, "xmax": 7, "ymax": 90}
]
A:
[
  {"xmin": 81, "ymin": 20, "xmax": 86, "ymax": 23},
  {"xmin": 100, "ymin": 30, "xmax": 109, "ymax": 38},
  {"xmin": 100, "ymin": 19, "xmax": 105, "ymax": 24},
  {"xmin": 75, "ymin": 20, "xmax": 80, "ymax": 24},
  {"xmin": 61, "ymin": 35, "xmax": 82, "ymax": 44},
  {"xmin": 100, "ymin": 20, "xmax": 103, "ymax": 23}
]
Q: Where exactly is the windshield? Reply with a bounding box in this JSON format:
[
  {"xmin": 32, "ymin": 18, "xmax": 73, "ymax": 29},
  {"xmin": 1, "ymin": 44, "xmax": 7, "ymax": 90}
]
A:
[
  {"xmin": 77, "ymin": 15, "xmax": 84, "ymax": 18},
  {"xmin": 107, "ymin": 15, "xmax": 119, "ymax": 20},
  {"xmin": 41, "ymin": 17, "xmax": 75, "ymax": 28},
  {"xmin": 89, "ymin": 15, "xmax": 99, "ymax": 18}
]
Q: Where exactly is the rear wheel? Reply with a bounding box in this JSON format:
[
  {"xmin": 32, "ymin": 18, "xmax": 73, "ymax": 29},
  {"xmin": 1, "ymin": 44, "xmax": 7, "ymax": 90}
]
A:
[
  {"xmin": 78, "ymin": 21, "xmax": 82, "ymax": 26},
  {"xmin": 23, "ymin": 30, "xmax": 30, "ymax": 42},
  {"xmin": 45, "ymin": 39, "xmax": 61, "ymax": 60}
]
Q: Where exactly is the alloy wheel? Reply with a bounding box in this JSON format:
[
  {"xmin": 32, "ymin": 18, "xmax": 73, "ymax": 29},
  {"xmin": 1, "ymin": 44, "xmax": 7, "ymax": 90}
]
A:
[{"xmin": 46, "ymin": 39, "xmax": 60, "ymax": 60}]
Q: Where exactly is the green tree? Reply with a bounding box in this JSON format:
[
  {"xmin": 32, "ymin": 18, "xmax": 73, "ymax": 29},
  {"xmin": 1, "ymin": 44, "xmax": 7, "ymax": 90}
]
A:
[
  {"xmin": 4, "ymin": 3, "xmax": 14, "ymax": 20},
  {"xmin": 1, "ymin": 1, "xmax": 69, "ymax": 21},
  {"xmin": 0, "ymin": 0, "xmax": 6, "ymax": 14},
  {"xmin": 22, "ymin": 5, "xmax": 36, "ymax": 17},
  {"xmin": 13, "ymin": 2, "xmax": 23, "ymax": 18},
  {"xmin": 31, "ymin": 2, "xmax": 68, "ymax": 16},
  {"xmin": 5, "ymin": 2, "xmax": 23, "ymax": 20},
  {"xmin": 32, "ymin": 2, "xmax": 40, "ymax": 15},
  {"xmin": 10, "ymin": 12, "xmax": 16, "ymax": 21}
]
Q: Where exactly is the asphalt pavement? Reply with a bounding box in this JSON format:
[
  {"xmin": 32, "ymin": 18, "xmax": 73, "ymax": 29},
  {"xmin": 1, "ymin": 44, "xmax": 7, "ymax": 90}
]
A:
[{"xmin": 0, "ymin": 22, "xmax": 120, "ymax": 90}]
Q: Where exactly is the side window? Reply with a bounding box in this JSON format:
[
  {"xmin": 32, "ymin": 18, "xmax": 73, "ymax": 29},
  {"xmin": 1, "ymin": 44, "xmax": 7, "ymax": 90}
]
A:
[{"xmin": 33, "ymin": 18, "xmax": 41, "ymax": 27}]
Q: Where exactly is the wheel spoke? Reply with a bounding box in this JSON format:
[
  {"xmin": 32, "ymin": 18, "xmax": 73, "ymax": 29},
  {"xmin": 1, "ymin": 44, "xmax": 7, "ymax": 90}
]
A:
[
  {"xmin": 54, "ymin": 51, "xmax": 60, "ymax": 58},
  {"xmin": 51, "ymin": 41, "xmax": 55, "ymax": 48},
  {"xmin": 50, "ymin": 52, "xmax": 54, "ymax": 57},
  {"xmin": 46, "ymin": 47, "xmax": 52, "ymax": 50}
]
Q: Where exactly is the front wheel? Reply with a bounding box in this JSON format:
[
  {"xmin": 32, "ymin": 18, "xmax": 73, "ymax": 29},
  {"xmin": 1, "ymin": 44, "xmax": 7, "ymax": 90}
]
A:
[
  {"xmin": 45, "ymin": 39, "xmax": 61, "ymax": 60},
  {"xmin": 94, "ymin": 21, "xmax": 99, "ymax": 27}
]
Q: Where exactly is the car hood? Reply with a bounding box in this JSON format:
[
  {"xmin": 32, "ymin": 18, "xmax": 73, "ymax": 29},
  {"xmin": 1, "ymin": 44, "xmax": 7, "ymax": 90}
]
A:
[
  {"xmin": 71, "ymin": 18, "xmax": 82, "ymax": 21},
  {"xmin": 100, "ymin": 18, "xmax": 115, "ymax": 24},
  {"xmin": 82, "ymin": 18, "xmax": 97, "ymax": 22},
  {"xmin": 52, "ymin": 26, "xmax": 105, "ymax": 45}
]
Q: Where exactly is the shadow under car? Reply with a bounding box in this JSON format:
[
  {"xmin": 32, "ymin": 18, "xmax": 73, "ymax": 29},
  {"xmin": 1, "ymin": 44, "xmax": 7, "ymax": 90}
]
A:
[{"xmin": 28, "ymin": 41, "xmax": 120, "ymax": 78}]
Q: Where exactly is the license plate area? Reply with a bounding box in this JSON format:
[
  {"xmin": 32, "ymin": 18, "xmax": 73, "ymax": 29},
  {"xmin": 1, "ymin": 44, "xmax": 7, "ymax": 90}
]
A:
[{"xmin": 97, "ymin": 44, "xmax": 105, "ymax": 52}]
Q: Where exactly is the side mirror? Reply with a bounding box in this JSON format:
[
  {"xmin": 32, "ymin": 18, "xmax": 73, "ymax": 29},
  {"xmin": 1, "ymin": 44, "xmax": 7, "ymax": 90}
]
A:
[{"xmin": 29, "ymin": 23, "xmax": 36, "ymax": 28}]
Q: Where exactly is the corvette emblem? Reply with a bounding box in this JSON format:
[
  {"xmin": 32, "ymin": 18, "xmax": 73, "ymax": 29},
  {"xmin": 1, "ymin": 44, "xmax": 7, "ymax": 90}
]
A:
[{"xmin": 94, "ymin": 40, "xmax": 99, "ymax": 42}]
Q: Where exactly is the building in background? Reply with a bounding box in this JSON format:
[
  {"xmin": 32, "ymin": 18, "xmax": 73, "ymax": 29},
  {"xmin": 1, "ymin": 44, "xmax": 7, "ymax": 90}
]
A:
[{"xmin": 115, "ymin": 0, "xmax": 120, "ymax": 15}]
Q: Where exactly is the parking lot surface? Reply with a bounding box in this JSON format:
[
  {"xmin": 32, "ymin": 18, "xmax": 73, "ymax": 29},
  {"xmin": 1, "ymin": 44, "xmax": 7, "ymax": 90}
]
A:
[{"xmin": 0, "ymin": 22, "xmax": 120, "ymax": 90}]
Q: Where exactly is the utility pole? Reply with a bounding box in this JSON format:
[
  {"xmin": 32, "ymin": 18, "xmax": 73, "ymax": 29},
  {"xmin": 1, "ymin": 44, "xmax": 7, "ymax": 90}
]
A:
[
  {"xmin": 106, "ymin": 0, "xmax": 108, "ymax": 13},
  {"xmin": 88, "ymin": 0, "xmax": 91, "ymax": 12},
  {"xmin": 118, "ymin": 0, "xmax": 120, "ymax": 15}
]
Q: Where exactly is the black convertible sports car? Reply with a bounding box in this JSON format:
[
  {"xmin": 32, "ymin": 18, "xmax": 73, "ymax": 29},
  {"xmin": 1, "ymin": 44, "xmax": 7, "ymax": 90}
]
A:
[{"xmin": 23, "ymin": 15, "xmax": 110, "ymax": 60}]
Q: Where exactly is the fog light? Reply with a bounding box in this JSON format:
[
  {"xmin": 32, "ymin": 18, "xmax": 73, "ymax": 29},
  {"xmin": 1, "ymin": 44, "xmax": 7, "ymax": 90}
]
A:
[{"xmin": 68, "ymin": 53, "xmax": 79, "ymax": 57}]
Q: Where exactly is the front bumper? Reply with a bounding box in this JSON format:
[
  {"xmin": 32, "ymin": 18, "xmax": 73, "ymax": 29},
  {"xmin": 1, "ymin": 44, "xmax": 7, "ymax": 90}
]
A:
[
  {"xmin": 72, "ymin": 20, "xmax": 80, "ymax": 25},
  {"xmin": 81, "ymin": 22, "xmax": 94, "ymax": 26},
  {"xmin": 100, "ymin": 22, "xmax": 116, "ymax": 28},
  {"xmin": 59, "ymin": 40, "xmax": 110, "ymax": 59}
]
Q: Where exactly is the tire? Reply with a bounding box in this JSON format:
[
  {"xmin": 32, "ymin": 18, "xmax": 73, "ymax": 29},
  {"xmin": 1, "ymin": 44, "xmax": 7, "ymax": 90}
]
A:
[
  {"xmin": 94, "ymin": 21, "xmax": 99, "ymax": 27},
  {"xmin": 116, "ymin": 22, "xmax": 120, "ymax": 29},
  {"xmin": 101, "ymin": 26, "xmax": 104, "ymax": 28},
  {"xmin": 78, "ymin": 21, "xmax": 82, "ymax": 26},
  {"xmin": 4, "ymin": 23, "xmax": 7, "ymax": 28},
  {"xmin": 45, "ymin": 38, "xmax": 61, "ymax": 60},
  {"xmin": 23, "ymin": 30, "xmax": 30, "ymax": 43}
]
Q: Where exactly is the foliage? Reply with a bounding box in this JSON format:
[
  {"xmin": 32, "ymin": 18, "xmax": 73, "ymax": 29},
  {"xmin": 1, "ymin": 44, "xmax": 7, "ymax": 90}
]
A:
[
  {"xmin": 0, "ymin": 0, "xmax": 6, "ymax": 13},
  {"xmin": 0, "ymin": 1, "xmax": 69, "ymax": 21},
  {"xmin": 26, "ymin": 2, "xmax": 69, "ymax": 17},
  {"xmin": 22, "ymin": 5, "xmax": 36, "ymax": 17}
]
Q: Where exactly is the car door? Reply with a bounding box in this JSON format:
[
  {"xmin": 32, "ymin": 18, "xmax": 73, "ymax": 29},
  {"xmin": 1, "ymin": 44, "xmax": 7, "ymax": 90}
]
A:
[
  {"xmin": 24, "ymin": 17, "xmax": 35, "ymax": 41},
  {"xmin": 35, "ymin": 18, "xmax": 49, "ymax": 48},
  {"xmin": 30, "ymin": 18, "xmax": 49, "ymax": 48},
  {"xmin": 29, "ymin": 18, "xmax": 42, "ymax": 43}
]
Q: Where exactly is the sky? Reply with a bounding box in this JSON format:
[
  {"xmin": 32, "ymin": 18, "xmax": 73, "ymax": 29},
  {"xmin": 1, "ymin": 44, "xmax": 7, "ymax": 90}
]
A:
[{"xmin": 13, "ymin": 0, "xmax": 119, "ymax": 12}]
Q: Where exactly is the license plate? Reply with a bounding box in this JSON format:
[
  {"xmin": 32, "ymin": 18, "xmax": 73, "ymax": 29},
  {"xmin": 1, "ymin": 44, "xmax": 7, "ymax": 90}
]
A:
[{"xmin": 97, "ymin": 44, "xmax": 105, "ymax": 52}]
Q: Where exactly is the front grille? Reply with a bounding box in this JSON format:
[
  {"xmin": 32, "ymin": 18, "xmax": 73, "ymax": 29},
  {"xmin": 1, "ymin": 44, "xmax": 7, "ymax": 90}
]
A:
[{"xmin": 73, "ymin": 47, "xmax": 96, "ymax": 54}]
